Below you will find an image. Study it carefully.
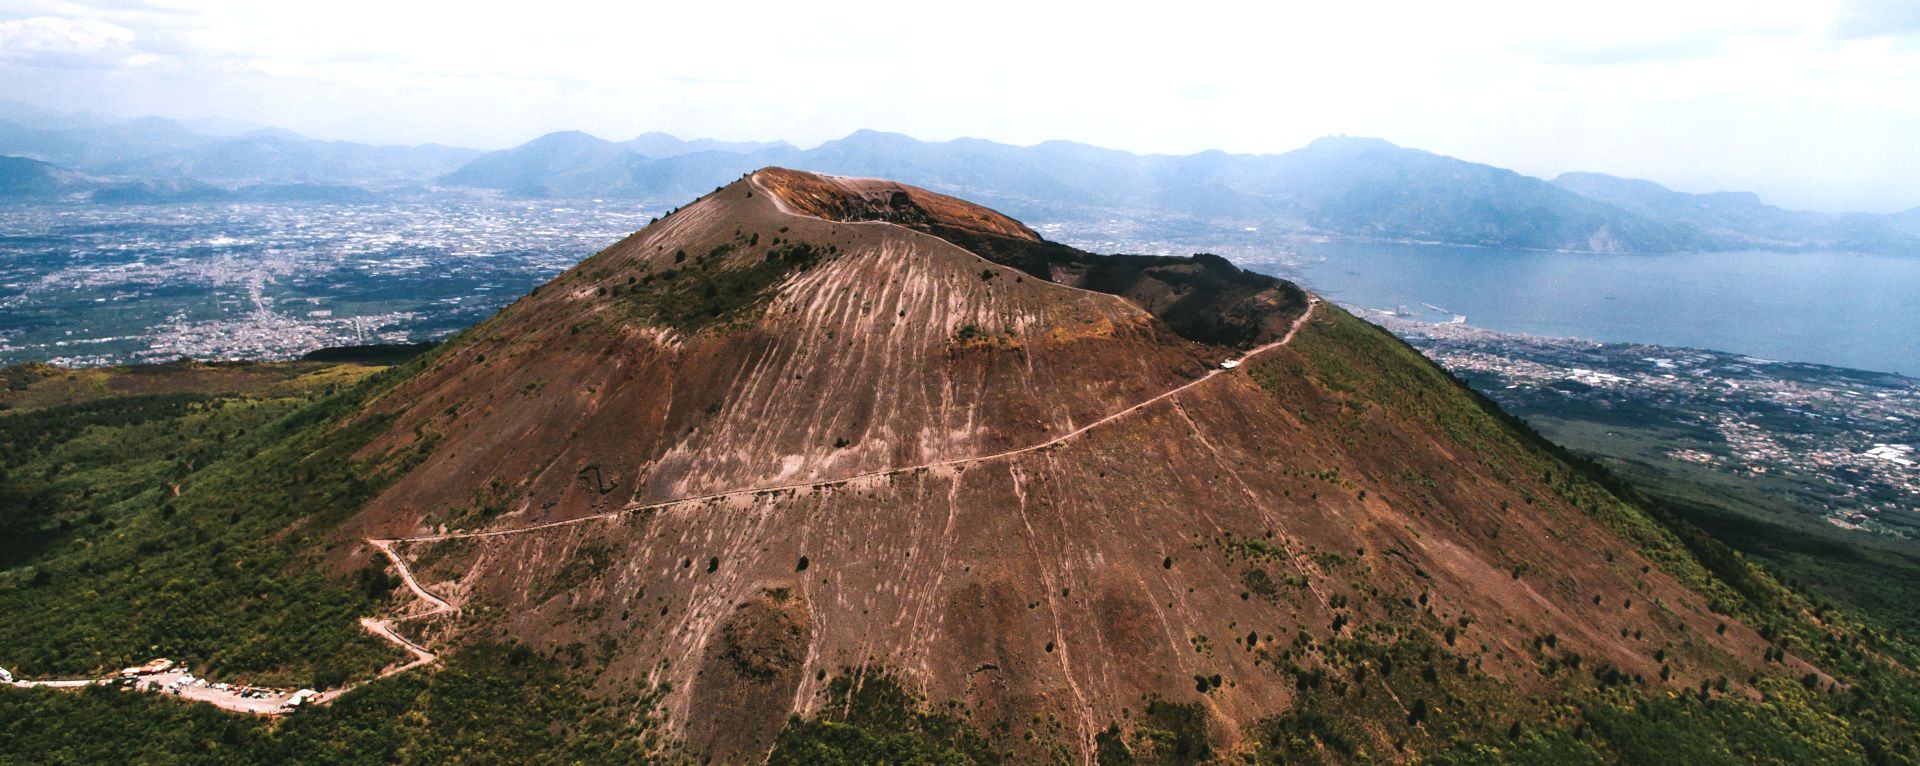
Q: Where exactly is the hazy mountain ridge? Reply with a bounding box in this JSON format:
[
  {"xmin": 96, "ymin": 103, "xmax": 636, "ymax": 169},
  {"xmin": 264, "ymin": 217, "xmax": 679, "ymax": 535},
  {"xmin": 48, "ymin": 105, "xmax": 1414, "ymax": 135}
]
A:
[
  {"xmin": 435, "ymin": 130, "xmax": 642, "ymax": 196},
  {"xmin": 0, "ymin": 110, "xmax": 479, "ymax": 189},
  {"xmin": 624, "ymin": 131, "xmax": 792, "ymax": 158},
  {"xmin": 1, "ymin": 162, "xmax": 383, "ymax": 204},
  {"xmin": 101, "ymin": 132, "xmax": 480, "ymax": 186},
  {"xmin": 1551, "ymin": 171, "xmax": 1920, "ymax": 252},
  {"xmin": 5, "ymin": 101, "xmax": 1916, "ymax": 253},
  {"xmin": 0, "ymin": 155, "xmax": 95, "ymax": 198},
  {"xmin": 439, "ymin": 129, "xmax": 1920, "ymax": 253}
]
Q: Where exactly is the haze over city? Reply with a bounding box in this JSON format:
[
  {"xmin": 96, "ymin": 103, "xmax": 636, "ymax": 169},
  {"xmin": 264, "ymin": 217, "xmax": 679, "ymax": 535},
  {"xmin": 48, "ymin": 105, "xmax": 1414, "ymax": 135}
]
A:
[{"xmin": 4, "ymin": 0, "xmax": 1919, "ymax": 212}]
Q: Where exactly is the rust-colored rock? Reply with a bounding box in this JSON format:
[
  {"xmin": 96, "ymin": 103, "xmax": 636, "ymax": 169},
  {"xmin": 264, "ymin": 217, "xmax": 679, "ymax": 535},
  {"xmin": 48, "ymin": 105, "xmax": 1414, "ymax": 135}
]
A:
[
  {"xmin": 755, "ymin": 166, "xmax": 1041, "ymax": 242},
  {"xmin": 340, "ymin": 169, "xmax": 1788, "ymax": 762}
]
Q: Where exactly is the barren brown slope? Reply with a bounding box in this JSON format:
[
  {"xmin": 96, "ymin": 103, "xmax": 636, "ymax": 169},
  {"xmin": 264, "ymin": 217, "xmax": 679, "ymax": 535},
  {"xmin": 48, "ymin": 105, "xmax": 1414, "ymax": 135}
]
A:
[
  {"xmin": 755, "ymin": 166, "xmax": 1042, "ymax": 242},
  {"xmin": 344, "ymin": 172, "xmax": 1238, "ymax": 538},
  {"xmin": 335, "ymin": 170, "xmax": 1795, "ymax": 763}
]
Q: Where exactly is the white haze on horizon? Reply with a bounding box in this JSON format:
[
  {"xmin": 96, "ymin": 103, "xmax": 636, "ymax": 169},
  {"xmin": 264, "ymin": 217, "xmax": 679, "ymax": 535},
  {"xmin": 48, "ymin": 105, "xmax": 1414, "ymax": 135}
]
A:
[{"xmin": 1, "ymin": 0, "xmax": 1917, "ymax": 213}]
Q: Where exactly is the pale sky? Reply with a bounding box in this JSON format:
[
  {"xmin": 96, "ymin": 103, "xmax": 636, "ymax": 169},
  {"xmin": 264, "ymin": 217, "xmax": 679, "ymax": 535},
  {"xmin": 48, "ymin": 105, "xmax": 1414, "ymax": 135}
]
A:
[{"xmin": 2, "ymin": 0, "xmax": 1917, "ymax": 212}]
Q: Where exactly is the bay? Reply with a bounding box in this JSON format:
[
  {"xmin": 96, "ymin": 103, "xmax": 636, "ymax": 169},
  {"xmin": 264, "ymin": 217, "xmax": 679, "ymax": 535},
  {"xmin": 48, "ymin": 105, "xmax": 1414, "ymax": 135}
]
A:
[{"xmin": 1282, "ymin": 242, "xmax": 1920, "ymax": 376}]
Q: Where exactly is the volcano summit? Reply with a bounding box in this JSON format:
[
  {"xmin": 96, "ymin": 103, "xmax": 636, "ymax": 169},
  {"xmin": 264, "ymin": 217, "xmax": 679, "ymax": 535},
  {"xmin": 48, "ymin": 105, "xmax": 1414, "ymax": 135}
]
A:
[
  {"xmin": 5, "ymin": 167, "xmax": 1906, "ymax": 765},
  {"xmin": 317, "ymin": 169, "xmax": 1815, "ymax": 761}
]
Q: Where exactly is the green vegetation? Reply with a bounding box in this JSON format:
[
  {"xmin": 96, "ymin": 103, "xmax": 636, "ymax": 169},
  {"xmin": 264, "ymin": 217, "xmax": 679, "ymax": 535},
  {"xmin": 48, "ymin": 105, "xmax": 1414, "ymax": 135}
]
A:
[
  {"xmin": 1090, "ymin": 700, "xmax": 1222, "ymax": 765},
  {"xmin": 0, "ymin": 357, "xmax": 434, "ymax": 687},
  {"xmin": 915, "ymin": 223, "xmax": 1308, "ymax": 348},
  {"xmin": 0, "ymin": 392, "xmax": 217, "ymax": 562},
  {"xmin": 1258, "ymin": 306, "xmax": 1743, "ymax": 610},
  {"xmin": 298, "ymin": 342, "xmax": 437, "ymax": 365},
  {"xmin": 1130, "ymin": 698, "xmax": 1213, "ymax": 765},
  {"xmin": 1434, "ymin": 343, "xmax": 1920, "ymax": 638},
  {"xmin": 1533, "ymin": 411, "xmax": 1920, "ymax": 639},
  {"xmin": 755, "ymin": 626, "xmax": 1912, "ymax": 764},
  {"xmin": 1271, "ymin": 630, "xmax": 1890, "ymax": 764},
  {"xmin": 1241, "ymin": 306, "xmax": 1920, "ymax": 763},
  {"xmin": 616, "ymin": 235, "xmax": 829, "ymax": 332},
  {"xmin": 767, "ymin": 673, "xmax": 1002, "ymax": 765},
  {"xmin": 0, "ymin": 641, "xmax": 676, "ymax": 765},
  {"xmin": 0, "ymin": 359, "xmax": 388, "ymax": 414},
  {"xmin": 0, "ymin": 356, "xmax": 680, "ymax": 762},
  {"xmin": 951, "ymin": 324, "xmax": 1019, "ymax": 350}
]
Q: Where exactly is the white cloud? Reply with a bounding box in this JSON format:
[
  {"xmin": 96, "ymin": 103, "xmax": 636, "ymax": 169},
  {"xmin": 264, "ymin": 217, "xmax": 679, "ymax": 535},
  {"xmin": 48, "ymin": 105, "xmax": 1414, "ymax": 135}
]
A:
[
  {"xmin": 0, "ymin": 15, "xmax": 148, "ymax": 67},
  {"xmin": 1833, "ymin": 0, "xmax": 1920, "ymax": 39},
  {"xmin": 0, "ymin": 0, "xmax": 1915, "ymax": 211}
]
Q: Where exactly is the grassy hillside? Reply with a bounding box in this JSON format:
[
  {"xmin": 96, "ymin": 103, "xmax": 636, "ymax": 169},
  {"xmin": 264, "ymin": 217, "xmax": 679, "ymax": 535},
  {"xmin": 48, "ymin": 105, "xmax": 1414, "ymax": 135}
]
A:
[
  {"xmin": 0, "ymin": 642, "xmax": 675, "ymax": 765},
  {"xmin": 0, "ymin": 359, "xmax": 422, "ymax": 687},
  {"xmin": 0, "ymin": 362, "xmax": 677, "ymax": 766},
  {"xmin": 1504, "ymin": 411, "xmax": 1920, "ymax": 641},
  {"xmin": 1233, "ymin": 307, "xmax": 1920, "ymax": 764}
]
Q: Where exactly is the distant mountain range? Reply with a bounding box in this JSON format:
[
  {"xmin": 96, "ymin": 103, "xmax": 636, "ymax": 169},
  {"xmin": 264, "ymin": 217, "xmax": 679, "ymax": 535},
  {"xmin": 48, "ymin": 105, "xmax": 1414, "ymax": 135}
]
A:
[
  {"xmin": 0, "ymin": 99, "xmax": 482, "ymax": 189},
  {"xmin": 0, "ymin": 154, "xmax": 381, "ymax": 204},
  {"xmin": 0, "ymin": 156, "xmax": 93, "ymax": 198},
  {"xmin": 1549, "ymin": 172, "xmax": 1920, "ymax": 253},
  {"xmin": 3, "ymin": 101, "xmax": 1915, "ymax": 254},
  {"xmin": 430, "ymin": 130, "xmax": 1920, "ymax": 253}
]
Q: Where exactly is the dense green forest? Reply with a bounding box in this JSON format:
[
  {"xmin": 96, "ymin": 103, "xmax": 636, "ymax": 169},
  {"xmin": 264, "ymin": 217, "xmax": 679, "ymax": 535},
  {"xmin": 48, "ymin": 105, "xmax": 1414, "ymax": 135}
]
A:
[
  {"xmin": 0, "ymin": 362, "xmax": 412, "ymax": 687},
  {"xmin": 0, "ymin": 642, "xmax": 674, "ymax": 765}
]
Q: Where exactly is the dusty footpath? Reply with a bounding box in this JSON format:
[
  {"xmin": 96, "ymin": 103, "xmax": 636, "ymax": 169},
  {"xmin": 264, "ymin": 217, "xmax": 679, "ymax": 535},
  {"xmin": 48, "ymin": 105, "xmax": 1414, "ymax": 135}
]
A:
[{"xmin": 8, "ymin": 669, "xmax": 313, "ymax": 715}]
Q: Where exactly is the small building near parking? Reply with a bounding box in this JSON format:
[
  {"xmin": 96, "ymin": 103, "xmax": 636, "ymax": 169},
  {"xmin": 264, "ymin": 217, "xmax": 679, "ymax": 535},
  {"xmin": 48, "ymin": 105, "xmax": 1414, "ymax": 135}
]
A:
[{"xmin": 119, "ymin": 658, "xmax": 175, "ymax": 677}]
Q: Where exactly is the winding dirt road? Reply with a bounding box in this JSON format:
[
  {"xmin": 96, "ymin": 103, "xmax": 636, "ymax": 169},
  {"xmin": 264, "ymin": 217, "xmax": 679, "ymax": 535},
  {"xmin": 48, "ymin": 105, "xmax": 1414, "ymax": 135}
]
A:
[
  {"xmin": 357, "ymin": 294, "xmax": 1317, "ymax": 677},
  {"xmin": 375, "ymin": 295, "xmax": 1316, "ymax": 543},
  {"xmin": 354, "ymin": 175, "xmax": 1322, "ymax": 690},
  {"xmin": 7, "ymin": 172, "xmax": 1323, "ymax": 716}
]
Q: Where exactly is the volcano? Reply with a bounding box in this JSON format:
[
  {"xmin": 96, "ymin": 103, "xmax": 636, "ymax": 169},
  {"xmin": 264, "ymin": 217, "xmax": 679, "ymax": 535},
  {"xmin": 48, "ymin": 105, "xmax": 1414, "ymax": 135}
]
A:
[{"xmin": 334, "ymin": 168, "xmax": 1799, "ymax": 762}]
